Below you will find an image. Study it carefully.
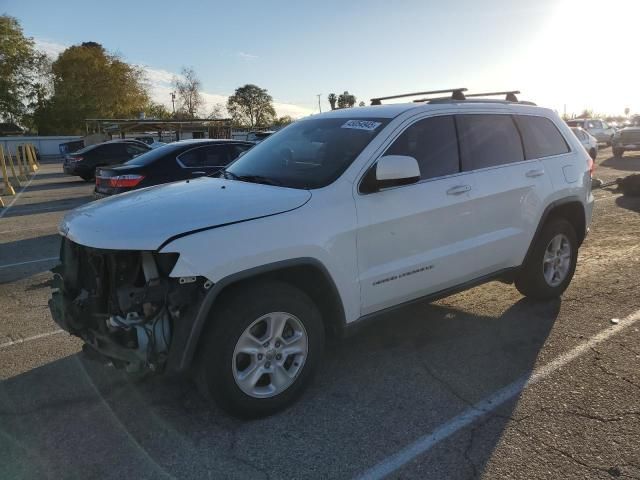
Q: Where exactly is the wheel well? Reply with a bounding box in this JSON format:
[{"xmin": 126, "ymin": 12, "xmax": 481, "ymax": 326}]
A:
[
  {"xmin": 207, "ymin": 264, "xmax": 346, "ymax": 340},
  {"xmin": 547, "ymin": 201, "xmax": 587, "ymax": 245}
]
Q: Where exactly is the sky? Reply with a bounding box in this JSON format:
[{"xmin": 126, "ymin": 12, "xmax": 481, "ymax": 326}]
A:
[{"xmin": 3, "ymin": 0, "xmax": 640, "ymax": 118}]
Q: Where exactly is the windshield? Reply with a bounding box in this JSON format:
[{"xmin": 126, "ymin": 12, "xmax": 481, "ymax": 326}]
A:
[{"xmin": 226, "ymin": 117, "xmax": 390, "ymax": 189}]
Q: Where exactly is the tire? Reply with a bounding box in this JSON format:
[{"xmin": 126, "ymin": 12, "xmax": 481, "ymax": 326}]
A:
[
  {"xmin": 613, "ymin": 148, "xmax": 624, "ymax": 158},
  {"xmin": 80, "ymin": 175, "xmax": 94, "ymax": 182},
  {"xmin": 196, "ymin": 281, "xmax": 324, "ymax": 418},
  {"xmin": 515, "ymin": 218, "xmax": 578, "ymax": 300}
]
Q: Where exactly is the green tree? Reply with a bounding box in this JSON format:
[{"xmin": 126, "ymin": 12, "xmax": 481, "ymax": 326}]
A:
[
  {"xmin": 227, "ymin": 84, "xmax": 276, "ymax": 128},
  {"xmin": 145, "ymin": 102, "xmax": 172, "ymax": 119},
  {"xmin": 337, "ymin": 91, "xmax": 356, "ymax": 109},
  {"xmin": 624, "ymin": 107, "xmax": 630, "ymax": 117},
  {"xmin": 172, "ymin": 67, "xmax": 203, "ymax": 118},
  {"xmin": 273, "ymin": 115, "xmax": 294, "ymax": 127},
  {"xmin": 328, "ymin": 93, "xmax": 337, "ymax": 110},
  {"xmin": 36, "ymin": 42, "xmax": 149, "ymax": 134},
  {"xmin": 0, "ymin": 15, "xmax": 49, "ymax": 126}
]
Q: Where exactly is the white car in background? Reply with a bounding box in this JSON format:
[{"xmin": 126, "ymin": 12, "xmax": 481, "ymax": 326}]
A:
[
  {"xmin": 571, "ymin": 127, "xmax": 598, "ymax": 160},
  {"xmin": 566, "ymin": 119, "xmax": 615, "ymax": 145}
]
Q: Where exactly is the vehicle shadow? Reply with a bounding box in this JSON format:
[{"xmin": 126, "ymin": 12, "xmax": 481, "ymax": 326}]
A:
[
  {"xmin": 24, "ymin": 180, "xmax": 92, "ymax": 193},
  {"xmin": 615, "ymin": 194, "xmax": 640, "ymax": 213},
  {"xmin": 600, "ymin": 154, "xmax": 640, "ymax": 173},
  {"xmin": 0, "ymin": 196, "xmax": 93, "ymax": 218},
  {"xmin": 0, "ymin": 295, "xmax": 559, "ymax": 479}
]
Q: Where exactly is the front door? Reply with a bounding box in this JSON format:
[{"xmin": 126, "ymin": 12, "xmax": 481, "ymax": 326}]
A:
[{"xmin": 355, "ymin": 115, "xmax": 480, "ymax": 316}]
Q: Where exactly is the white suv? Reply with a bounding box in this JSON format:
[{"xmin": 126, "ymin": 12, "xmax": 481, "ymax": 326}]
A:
[{"xmin": 50, "ymin": 89, "xmax": 594, "ymax": 418}]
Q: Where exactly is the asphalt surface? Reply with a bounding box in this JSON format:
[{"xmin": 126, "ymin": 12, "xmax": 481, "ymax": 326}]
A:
[{"xmin": 0, "ymin": 150, "xmax": 639, "ymax": 479}]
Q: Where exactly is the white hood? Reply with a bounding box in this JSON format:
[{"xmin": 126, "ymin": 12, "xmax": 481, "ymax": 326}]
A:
[{"xmin": 60, "ymin": 177, "xmax": 311, "ymax": 250}]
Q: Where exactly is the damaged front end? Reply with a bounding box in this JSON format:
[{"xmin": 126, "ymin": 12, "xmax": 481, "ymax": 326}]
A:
[{"xmin": 49, "ymin": 238, "xmax": 207, "ymax": 373}]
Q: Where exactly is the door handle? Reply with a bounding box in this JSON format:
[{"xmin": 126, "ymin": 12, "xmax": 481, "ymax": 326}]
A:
[
  {"xmin": 446, "ymin": 185, "xmax": 471, "ymax": 195},
  {"xmin": 525, "ymin": 169, "xmax": 545, "ymax": 178}
]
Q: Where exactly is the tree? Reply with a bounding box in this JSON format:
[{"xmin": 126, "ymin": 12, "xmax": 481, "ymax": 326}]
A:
[
  {"xmin": 146, "ymin": 102, "xmax": 172, "ymax": 119},
  {"xmin": 337, "ymin": 91, "xmax": 356, "ymax": 109},
  {"xmin": 273, "ymin": 115, "xmax": 294, "ymax": 127},
  {"xmin": 172, "ymin": 67, "xmax": 203, "ymax": 118},
  {"xmin": 328, "ymin": 93, "xmax": 337, "ymax": 110},
  {"xmin": 625, "ymin": 107, "xmax": 631, "ymax": 117},
  {"xmin": 208, "ymin": 103, "xmax": 226, "ymax": 119},
  {"xmin": 578, "ymin": 108, "xmax": 593, "ymax": 118},
  {"xmin": 0, "ymin": 15, "xmax": 49, "ymax": 126},
  {"xmin": 358, "ymin": 101, "xmax": 365, "ymax": 107},
  {"xmin": 35, "ymin": 42, "xmax": 149, "ymax": 134},
  {"xmin": 227, "ymin": 84, "xmax": 276, "ymax": 128}
]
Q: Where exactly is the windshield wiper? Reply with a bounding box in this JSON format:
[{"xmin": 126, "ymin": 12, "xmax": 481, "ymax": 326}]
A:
[
  {"xmin": 217, "ymin": 169, "xmax": 240, "ymax": 180},
  {"xmin": 235, "ymin": 175, "xmax": 283, "ymax": 186}
]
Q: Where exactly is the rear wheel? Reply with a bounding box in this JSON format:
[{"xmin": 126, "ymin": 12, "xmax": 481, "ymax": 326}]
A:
[
  {"xmin": 613, "ymin": 147, "xmax": 624, "ymax": 158},
  {"xmin": 515, "ymin": 218, "xmax": 578, "ymax": 300},
  {"xmin": 196, "ymin": 281, "xmax": 324, "ymax": 418}
]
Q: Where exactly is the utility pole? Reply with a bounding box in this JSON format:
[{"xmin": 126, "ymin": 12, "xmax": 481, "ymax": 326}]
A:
[
  {"xmin": 317, "ymin": 94, "xmax": 322, "ymax": 113},
  {"xmin": 171, "ymin": 92, "xmax": 176, "ymax": 114}
]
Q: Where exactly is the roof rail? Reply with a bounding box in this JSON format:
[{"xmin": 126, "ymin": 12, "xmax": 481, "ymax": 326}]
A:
[
  {"xmin": 370, "ymin": 88, "xmax": 467, "ymax": 105},
  {"xmin": 465, "ymin": 90, "xmax": 520, "ymax": 102}
]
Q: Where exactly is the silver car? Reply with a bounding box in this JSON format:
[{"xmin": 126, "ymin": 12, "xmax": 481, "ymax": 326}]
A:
[
  {"xmin": 571, "ymin": 127, "xmax": 598, "ymax": 160},
  {"xmin": 566, "ymin": 118, "xmax": 615, "ymax": 145}
]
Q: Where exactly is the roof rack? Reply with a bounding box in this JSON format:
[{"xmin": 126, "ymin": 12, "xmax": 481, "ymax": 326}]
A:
[
  {"xmin": 370, "ymin": 88, "xmax": 467, "ymax": 105},
  {"xmin": 465, "ymin": 90, "xmax": 520, "ymax": 102}
]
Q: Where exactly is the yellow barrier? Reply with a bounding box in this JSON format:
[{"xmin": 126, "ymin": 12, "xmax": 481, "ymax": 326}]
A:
[
  {"xmin": 28, "ymin": 144, "xmax": 40, "ymax": 167},
  {"xmin": 0, "ymin": 145, "xmax": 16, "ymax": 196},
  {"xmin": 2, "ymin": 145, "xmax": 22, "ymax": 188},
  {"xmin": 8, "ymin": 146, "xmax": 27, "ymax": 182},
  {"xmin": 24, "ymin": 143, "xmax": 38, "ymax": 172}
]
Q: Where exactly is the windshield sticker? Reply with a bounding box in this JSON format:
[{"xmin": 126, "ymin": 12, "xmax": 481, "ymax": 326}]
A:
[{"xmin": 341, "ymin": 120, "xmax": 382, "ymax": 131}]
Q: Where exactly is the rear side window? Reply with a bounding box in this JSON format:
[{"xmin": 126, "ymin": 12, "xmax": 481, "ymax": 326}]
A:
[
  {"xmin": 201, "ymin": 145, "xmax": 229, "ymax": 166},
  {"xmin": 457, "ymin": 115, "xmax": 524, "ymax": 171},
  {"xmin": 177, "ymin": 148, "xmax": 202, "ymax": 167},
  {"xmin": 515, "ymin": 115, "xmax": 570, "ymax": 159},
  {"xmin": 385, "ymin": 115, "xmax": 459, "ymax": 180}
]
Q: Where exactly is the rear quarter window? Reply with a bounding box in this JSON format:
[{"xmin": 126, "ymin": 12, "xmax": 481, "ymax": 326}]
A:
[
  {"xmin": 457, "ymin": 114, "xmax": 524, "ymax": 171},
  {"xmin": 515, "ymin": 115, "xmax": 570, "ymax": 159}
]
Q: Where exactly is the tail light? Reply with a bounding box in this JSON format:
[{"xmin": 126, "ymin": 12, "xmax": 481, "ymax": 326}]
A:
[
  {"xmin": 587, "ymin": 156, "xmax": 595, "ymax": 177},
  {"xmin": 102, "ymin": 174, "xmax": 145, "ymax": 188}
]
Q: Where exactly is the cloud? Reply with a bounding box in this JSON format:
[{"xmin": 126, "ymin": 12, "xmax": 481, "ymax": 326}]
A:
[
  {"xmin": 237, "ymin": 51, "xmax": 258, "ymax": 60},
  {"xmin": 34, "ymin": 38, "xmax": 67, "ymax": 59}
]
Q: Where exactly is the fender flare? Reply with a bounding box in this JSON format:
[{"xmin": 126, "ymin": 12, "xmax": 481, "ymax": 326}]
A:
[{"xmin": 169, "ymin": 257, "xmax": 346, "ymax": 372}]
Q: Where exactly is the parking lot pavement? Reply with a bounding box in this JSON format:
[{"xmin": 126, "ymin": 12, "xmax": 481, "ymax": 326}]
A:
[{"xmin": 1, "ymin": 156, "xmax": 639, "ymax": 479}]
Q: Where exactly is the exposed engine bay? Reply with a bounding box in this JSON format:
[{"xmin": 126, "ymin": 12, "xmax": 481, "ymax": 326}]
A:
[{"xmin": 49, "ymin": 238, "xmax": 208, "ymax": 372}]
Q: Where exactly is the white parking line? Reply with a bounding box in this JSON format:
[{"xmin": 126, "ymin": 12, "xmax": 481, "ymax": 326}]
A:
[
  {"xmin": 0, "ymin": 170, "xmax": 38, "ymax": 219},
  {"xmin": 0, "ymin": 329, "xmax": 64, "ymax": 350},
  {"xmin": 0, "ymin": 256, "xmax": 58, "ymax": 270},
  {"xmin": 355, "ymin": 308, "xmax": 640, "ymax": 480}
]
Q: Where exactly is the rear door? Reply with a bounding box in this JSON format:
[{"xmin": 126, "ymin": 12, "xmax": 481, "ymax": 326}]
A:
[
  {"xmin": 457, "ymin": 113, "xmax": 554, "ymax": 272},
  {"xmin": 355, "ymin": 114, "xmax": 480, "ymax": 315}
]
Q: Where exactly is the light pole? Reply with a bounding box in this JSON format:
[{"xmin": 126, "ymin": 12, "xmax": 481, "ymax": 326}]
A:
[
  {"xmin": 317, "ymin": 94, "xmax": 322, "ymax": 113},
  {"xmin": 170, "ymin": 92, "xmax": 176, "ymax": 114}
]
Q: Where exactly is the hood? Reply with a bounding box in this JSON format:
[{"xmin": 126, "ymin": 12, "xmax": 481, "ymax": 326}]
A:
[{"xmin": 60, "ymin": 177, "xmax": 311, "ymax": 250}]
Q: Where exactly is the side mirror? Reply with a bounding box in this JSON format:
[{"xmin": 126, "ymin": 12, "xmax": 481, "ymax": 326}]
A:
[{"xmin": 374, "ymin": 155, "xmax": 420, "ymax": 189}]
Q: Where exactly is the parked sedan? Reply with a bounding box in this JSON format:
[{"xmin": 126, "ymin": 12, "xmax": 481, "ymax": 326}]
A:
[
  {"xmin": 94, "ymin": 139, "xmax": 254, "ymax": 197},
  {"xmin": 64, "ymin": 140, "xmax": 151, "ymax": 181},
  {"xmin": 571, "ymin": 127, "xmax": 598, "ymax": 160}
]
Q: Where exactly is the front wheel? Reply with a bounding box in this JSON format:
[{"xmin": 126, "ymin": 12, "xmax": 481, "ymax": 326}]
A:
[
  {"xmin": 515, "ymin": 218, "xmax": 578, "ymax": 300},
  {"xmin": 196, "ymin": 281, "xmax": 324, "ymax": 418}
]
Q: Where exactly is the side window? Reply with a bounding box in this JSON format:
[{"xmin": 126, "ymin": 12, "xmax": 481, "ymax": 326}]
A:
[
  {"xmin": 99, "ymin": 144, "xmax": 122, "ymax": 157},
  {"xmin": 177, "ymin": 148, "xmax": 202, "ymax": 168},
  {"xmin": 202, "ymin": 145, "xmax": 229, "ymax": 166},
  {"xmin": 457, "ymin": 114, "xmax": 524, "ymax": 171},
  {"xmin": 384, "ymin": 115, "xmax": 459, "ymax": 180},
  {"xmin": 515, "ymin": 115, "xmax": 570, "ymax": 159}
]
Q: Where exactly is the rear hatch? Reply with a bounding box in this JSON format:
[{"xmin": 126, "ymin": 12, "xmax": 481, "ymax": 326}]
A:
[{"xmin": 95, "ymin": 165, "xmax": 146, "ymax": 196}]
